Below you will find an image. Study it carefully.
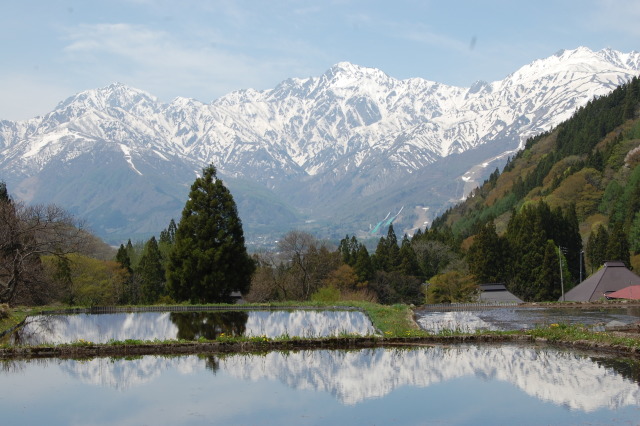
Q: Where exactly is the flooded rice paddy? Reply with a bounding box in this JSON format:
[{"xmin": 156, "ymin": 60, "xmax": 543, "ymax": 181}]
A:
[
  {"xmin": 8, "ymin": 309, "xmax": 377, "ymax": 345},
  {"xmin": 416, "ymin": 305, "xmax": 640, "ymax": 333},
  {"xmin": 1, "ymin": 344, "xmax": 639, "ymax": 425},
  {"xmin": 3, "ymin": 306, "xmax": 640, "ymax": 424}
]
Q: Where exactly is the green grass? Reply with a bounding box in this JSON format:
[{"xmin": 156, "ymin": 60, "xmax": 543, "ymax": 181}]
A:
[
  {"xmin": 525, "ymin": 323, "xmax": 640, "ymax": 349},
  {"xmin": 345, "ymin": 301, "xmax": 427, "ymax": 337},
  {"xmin": 0, "ymin": 307, "xmax": 32, "ymax": 336}
]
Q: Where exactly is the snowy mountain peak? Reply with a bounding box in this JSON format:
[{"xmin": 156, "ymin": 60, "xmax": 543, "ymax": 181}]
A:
[
  {"xmin": 499, "ymin": 46, "xmax": 640, "ymax": 90},
  {"xmin": 1, "ymin": 47, "xmax": 639, "ymax": 244},
  {"xmin": 323, "ymin": 61, "xmax": 391, "ymax": 88},
  {"xmin": 50, "ymin": 83, "xmax": 159, "ymax": 121}
]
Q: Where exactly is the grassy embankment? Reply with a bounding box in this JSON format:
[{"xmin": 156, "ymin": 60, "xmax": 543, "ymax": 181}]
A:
[{"xmin": 0, "ymin": 305, "xmax": 32, "ymax": 337}]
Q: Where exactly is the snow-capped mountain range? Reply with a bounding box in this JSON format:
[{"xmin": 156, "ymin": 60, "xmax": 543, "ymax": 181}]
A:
[
  {"xmin": 1, "ymin": 47, "xmax": 638, "ymax": 245},
  {"xmin": 54, "ymin": 346, "xmax": 640, "ymax": 411}
]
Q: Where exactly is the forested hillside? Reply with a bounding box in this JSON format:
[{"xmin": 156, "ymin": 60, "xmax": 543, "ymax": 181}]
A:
[{"xmin": 428, "ymin": 76, "xmax": 640, "ymax": 301}]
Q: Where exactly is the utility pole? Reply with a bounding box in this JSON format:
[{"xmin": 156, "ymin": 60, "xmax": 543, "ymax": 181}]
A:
[
  {"xmin": 558, "ymin": 246, "xmax": 565, "ymax": 302},
  {"xmin": 579, "ymin": 250, "xmax": 584, "ymax": 283}
]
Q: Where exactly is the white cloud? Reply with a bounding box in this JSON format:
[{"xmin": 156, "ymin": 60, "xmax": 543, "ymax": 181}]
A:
[{"xmin": 58, "ymin": 22, "xmax": 303, "ymax": 103}]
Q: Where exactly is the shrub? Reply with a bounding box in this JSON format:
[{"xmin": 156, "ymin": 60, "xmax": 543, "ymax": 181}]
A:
[
  {"xmin": 311, "ymin": 286, "xmax": 341, "ymax": 302},
  {"xmin": 0, "ymin": 304, "xmax": 9, "ymax": 319}
]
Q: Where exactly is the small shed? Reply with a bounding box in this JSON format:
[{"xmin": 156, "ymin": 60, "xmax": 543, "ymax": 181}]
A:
[
  {"xmin": 478, "ymin": 283, "xmax": 523, "ymax": 303},
  {"xmin": 561, "ymin": 261, "xmax": 640, "ymax": 302}
]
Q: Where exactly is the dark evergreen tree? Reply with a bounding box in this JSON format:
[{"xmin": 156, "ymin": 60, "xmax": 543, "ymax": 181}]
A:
[
  {"xmin": 586, "ymin": 225, "xmax": 609, "ymax": 272},
  {"xmin": 369, "ymin": 270, "xmax": 423, "ymax": 305},
  {"xmin": 630, "ymin": 212, "xmax": 640, "ymax": 255},
  {"xmin": 124, "ymin": 239, "xmax": 139, "ymax": 269},
  {"xmin": 137, "ymin": 236, "xmax": 166, "ymax": 304},
  {"xmin": 167, "ymin": 165, "xmax": 255, "ymax": 303},
  {"xmin": 502, "ymin": 201, "xmax": 584, "ymax": 300},
  {"xmin": 624, "ymin": 172, "xmax": 640, "ymax": 231},
  {"xmin": 115, "ymin": 243, "xmax": 135, "ymax": 303},
  {"xmin": 115, "ymin": 244, "xmax": 132, "ymax": 273},
  {"xmin": 586, "ymin": 150, "xmax": 604, "ymax": 171},
  {"xmin": 353, "ymin": 244, "xmax": 374, "ymax": 282},
  {"xmin": 622, "ymin": 77, "xmax": 638, "ymax": 119},
  {"xmin": 158, "ymin": 219, "xmax": 178, "ymax": 266},
  {"xmin": 558, "ymin": 204, "xmax": 584, "ymax": 285},
  {"xmin": 160, "ymin": 219, "xmax": 178, "ymax": 245},
  {"xmin": 0, "ymin": 181, "xmax": 8, "ymax": 202},
  {"xmin": 372, "ymin": 236, "xmax": 389, "ymax": 272},
  {"xmin": 505, "ymin": 203, "xmax": 549, "ymax": 301},
  {"xmin": 533, "ymin": 241, "xmax": 562, "ymax": 301},
  {"xmin": 467, "ymin": 220, "xmax": 507, "ymax": 284},
  {"xmin": 373, "ymin": 227, "xmax": 401, "ymax": 273},
  {"xmin": 338, "ymin": 235, "xmax": 359, "ymax": 266},
  {"xmin": 385, "ymin": 224, "xmax": 400, "ymax": 271},
  {"xmin": 397, "ymin": 235, "xmax": 421, "ymax": 278},
  {"xmin": 605, "ymin": 221, "xmax": 631, "ymax": 267}
]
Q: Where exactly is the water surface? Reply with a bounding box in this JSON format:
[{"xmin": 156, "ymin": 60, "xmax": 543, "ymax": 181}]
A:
[
  {"xmin": 9, "ymin": 310, "xmax": 377, "ymax": 345},
  {"xmin": 416, "ymin": 306, "xmax": 640, "ymax": 333},
  {"xmin": 1, "ymin": 345, "xmax": 638, "ymax": 425}
]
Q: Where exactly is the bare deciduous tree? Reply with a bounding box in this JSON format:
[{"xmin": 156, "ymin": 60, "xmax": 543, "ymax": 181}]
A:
[
  {"xmin": 278, "ymin": 231, "xmax": 339, "ymax": 300},
  {"xmin": 0, "ymin": 200, "xmax": 90, "ymax": 305},
  {"xmin": 247, "ymin": 231, "xmax": 340, "ymax": 302}
]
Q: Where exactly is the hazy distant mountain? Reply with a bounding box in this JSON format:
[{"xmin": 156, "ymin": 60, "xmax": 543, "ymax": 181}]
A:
[{"xmin": 1, "ymin": 47, "xmax": 638, "ymax": 245}]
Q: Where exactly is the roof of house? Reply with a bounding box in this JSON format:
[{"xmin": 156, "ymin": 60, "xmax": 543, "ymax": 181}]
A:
[
  {"xmin": 606, "ymin": 285, "xmax": 640, "ymax": 300},
  {"xmin": 562, "ymin": 261, "xmax": 640, "ymax": 302},
  {"xmin": 478, "ymin": 283, "xmax": 523, "ymax": 303}
]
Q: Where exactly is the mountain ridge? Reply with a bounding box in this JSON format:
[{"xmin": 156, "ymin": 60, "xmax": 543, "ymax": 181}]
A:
[{"xmin": 1, "ymin": 47, "xmax": 639, "ymax": 245}]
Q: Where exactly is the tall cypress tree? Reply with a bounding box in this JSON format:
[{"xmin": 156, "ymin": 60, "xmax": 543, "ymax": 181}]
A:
[
  {"xmin": 167, "ymin": 165, "xmax": 255, "ymax": 303},
  {"xmin": 137, "ymin": 236, "xmax": 165, "ymax": 304}
]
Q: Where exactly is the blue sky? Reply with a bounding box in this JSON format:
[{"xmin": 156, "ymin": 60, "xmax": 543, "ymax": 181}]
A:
[{"xmin": 1, "ymin": 0, "xmax": 638, "ymax": 121}]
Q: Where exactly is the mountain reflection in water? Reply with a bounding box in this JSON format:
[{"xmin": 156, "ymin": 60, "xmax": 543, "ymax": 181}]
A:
[
  {"xmin": 9, "ymin": 310, "xmax": 377, "ymax": 345},
  {"xmin": 416, "ymin": 306, "xmax": 640, "ymax": 333},
  {"xmin": 2, "ymin": 345, "xmax": 638, "ymax": 413}
]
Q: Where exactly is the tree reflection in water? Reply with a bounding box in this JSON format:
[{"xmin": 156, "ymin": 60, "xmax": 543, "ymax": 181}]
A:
[
  {"xmin": 202, "ymin": 355, "xmax": 220, "ymax": 374},
  {"xmin": 590, "ymin": 356, "xmax": 640, "ymax": 383},
  {"xmin": 169, "ymin": 311, "xmax": 249, "ymax": 340},
  {"xmin": 10, "ymin": 315, "xmax": 67, "ymax": 345}
]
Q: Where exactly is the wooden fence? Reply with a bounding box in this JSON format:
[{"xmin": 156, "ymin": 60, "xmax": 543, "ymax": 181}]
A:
[
  {"xmin": 40, "ymin": 305, "xmax": 360, "ymax": 315},
  {"xmin": 419, "ymin": 302, "xmax": 521, "ymax": 311}
]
